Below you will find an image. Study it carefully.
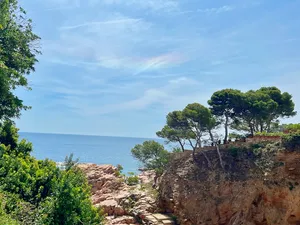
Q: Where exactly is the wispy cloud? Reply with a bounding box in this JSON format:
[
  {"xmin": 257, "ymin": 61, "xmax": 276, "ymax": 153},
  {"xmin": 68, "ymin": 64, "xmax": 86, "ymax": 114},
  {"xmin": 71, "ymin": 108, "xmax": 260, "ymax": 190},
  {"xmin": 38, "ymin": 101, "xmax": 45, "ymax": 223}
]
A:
[
  {"xmin": 99, "ymin": 0, "xmax": 178, "ymax": 12},
  {"xmin": 60, "ymin": 18, "xmax": 142, "ymax": 30},
  {"xmin": 175, "ymin": 5, "xmax": 235, "ymax": 15},
  {"xmin": 198, "ymin": 5, "xmax": 235, "ymax": 14},
  {"xmin": 67, "ymin": 76, "xmax": 202, "ymax": 116},
  {"xmin": 45, "ymin": 14, "xmax": 187, "ymax": 74},
  {"xmin": 42, "ymin": 0, "xmax": 81, "ymax": 8}
]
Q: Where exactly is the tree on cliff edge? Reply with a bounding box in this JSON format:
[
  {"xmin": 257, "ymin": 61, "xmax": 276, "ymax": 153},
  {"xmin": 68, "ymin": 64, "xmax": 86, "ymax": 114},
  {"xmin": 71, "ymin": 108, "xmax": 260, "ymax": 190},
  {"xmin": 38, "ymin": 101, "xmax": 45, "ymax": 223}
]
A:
[{"xmin": 208, "ymin": 89, "xmax": 244, "ymax": 142}]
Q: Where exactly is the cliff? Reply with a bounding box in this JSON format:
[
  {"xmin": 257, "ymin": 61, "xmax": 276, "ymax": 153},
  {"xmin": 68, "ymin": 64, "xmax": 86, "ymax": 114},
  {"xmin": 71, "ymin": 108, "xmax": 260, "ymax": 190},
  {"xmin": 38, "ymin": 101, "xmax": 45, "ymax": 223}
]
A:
[
  {"xmin": 158, "ymin": 145, "xmax": 300, "ymax": 225},
  {"xmin": 78, "ymin": 164, "xmax": 176, "ymax": 225}
]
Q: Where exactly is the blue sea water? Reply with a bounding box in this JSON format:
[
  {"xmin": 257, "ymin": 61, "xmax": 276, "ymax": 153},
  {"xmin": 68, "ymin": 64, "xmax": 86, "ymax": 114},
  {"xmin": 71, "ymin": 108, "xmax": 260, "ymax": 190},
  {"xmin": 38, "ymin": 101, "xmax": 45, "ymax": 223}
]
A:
[{"xmin": 19, "ymin": 132, "xmax": 166, "ymax": 173}]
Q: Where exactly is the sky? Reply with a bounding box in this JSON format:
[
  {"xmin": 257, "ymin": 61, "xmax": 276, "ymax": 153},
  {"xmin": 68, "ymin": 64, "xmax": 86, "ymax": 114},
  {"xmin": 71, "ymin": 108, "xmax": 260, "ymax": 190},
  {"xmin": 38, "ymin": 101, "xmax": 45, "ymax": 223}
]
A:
[{"xmin": 15, "ymin": 0, "xmax": 300, "ymax": 138}]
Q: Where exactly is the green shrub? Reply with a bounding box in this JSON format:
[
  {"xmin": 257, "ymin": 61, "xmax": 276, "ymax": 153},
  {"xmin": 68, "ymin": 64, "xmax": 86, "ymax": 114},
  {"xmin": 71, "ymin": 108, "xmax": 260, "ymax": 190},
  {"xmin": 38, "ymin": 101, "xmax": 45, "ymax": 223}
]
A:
[
  {"xmin": 282, "ymin": 132, "xmax": 300, "ymax": 150},
  {"xmin": 0, "ymin": 122, "xmax": 104, "ymax": 225},
  {"xmin": 172, "ymin": 147, "xmax": 182, "ymax": 153},
  {"xmin": 125, "ymin": 172, "xmax": 139, "ymax": 186},
  {"xmin": 255, "ymin": 131, "xmax": 283, "ymax": 137},
  {"xmin": 37, "ymin": 167, "xmax": 103, "ymax": 225},
  {"xmin": 115, "ymin": 164, "xmax": 124, "ymax": 177},
  {"xmin": 285, "ymin": 124, "xmax": 300, "ymax": 133}
]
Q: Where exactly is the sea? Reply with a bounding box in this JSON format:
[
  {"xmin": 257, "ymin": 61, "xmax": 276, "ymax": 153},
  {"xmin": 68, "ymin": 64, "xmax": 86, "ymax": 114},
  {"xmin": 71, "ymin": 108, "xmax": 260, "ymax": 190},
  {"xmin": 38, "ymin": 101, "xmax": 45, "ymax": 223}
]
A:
[{"xmin": 19, "ymin": 132, "xmax": 167, "ymax": 173}]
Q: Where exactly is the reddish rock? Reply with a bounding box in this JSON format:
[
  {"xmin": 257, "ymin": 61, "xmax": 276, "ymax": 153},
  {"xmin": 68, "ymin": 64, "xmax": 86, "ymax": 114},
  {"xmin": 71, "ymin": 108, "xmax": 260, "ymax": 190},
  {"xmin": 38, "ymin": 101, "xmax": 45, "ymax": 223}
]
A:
[
  {"xmin": 78, "ymin": 164, "xmax": 162, "ymax": 225},
  {"xmin": 159, "ymin": 149, "xmax": 300, "ymax": 225}
]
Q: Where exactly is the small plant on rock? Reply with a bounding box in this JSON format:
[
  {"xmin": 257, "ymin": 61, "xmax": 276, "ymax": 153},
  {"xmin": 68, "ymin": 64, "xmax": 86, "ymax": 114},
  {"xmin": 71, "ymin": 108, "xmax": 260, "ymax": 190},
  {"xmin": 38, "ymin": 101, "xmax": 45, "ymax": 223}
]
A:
[{"xmin": 125, "ymin": 172, "xmax": 139, "ymax": 186}]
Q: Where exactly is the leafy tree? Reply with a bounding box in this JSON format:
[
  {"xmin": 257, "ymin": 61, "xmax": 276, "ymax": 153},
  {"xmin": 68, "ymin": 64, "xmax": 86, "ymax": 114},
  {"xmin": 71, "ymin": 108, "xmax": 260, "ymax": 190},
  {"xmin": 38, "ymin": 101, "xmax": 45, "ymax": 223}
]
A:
[
  {"xmin": 182, "ymin": 103, "xmax": 216, "ymax": 163},
  {"xmin": 258, "ymin": 87, "xmax": 296, "ymax": 122},
  {"xmin": 0, "ymin": 0, "xmax": 40, "ymax": 121},
  {"xmin": 234, "ymin": 90, "xmax": 277, "ymax": 135},
  {"xmin": 208, "ymin": 89, "xmax": 244, "ymax": 141},
  {"xmin": 0, "ymin": 120, "xmax": 19, "ymax": 149},
  {"xmin": 157, "ymin": 111, "xmax": 193, "ymax": 152},
  {"xmin": 131, "ymin": 141, "xmax": 170, "ymax": 174},
  {"xmin": 156, "ymin": 125, "xmax": 186, "ymax": 152},
  {"xmin": 232, "ymin": 87, "xmax": 296, "ymax": 135}
]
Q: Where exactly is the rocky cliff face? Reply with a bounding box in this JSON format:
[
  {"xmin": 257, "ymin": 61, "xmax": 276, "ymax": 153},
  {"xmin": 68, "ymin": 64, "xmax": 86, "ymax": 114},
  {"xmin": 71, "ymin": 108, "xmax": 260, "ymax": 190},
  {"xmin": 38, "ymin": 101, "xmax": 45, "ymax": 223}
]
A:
[
  {"xmin": 78, "ymin": 164, "xmax": 176, "ymax": 225},
  {"xmin": 158, "ymin": 149, "xmax": 300, "ymax": 225}
]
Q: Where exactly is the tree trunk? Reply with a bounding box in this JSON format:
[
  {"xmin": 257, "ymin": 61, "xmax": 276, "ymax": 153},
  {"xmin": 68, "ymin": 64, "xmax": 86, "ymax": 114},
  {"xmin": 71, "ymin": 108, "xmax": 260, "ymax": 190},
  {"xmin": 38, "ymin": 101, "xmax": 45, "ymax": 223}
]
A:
[
  {"xmin": 216, "ymin": 144, "xmax": 224, "ymax": 169},
  {"xmin": 179, "ymin": 141, "xmax": 185, "ymax": 152},
  {"xmin": 248, "ymin": 121, "xmax": 254, "ymax": 137},
  {"xmin": 260, "ymin": 122, "xmax": 264, "ymax": 132},
  {"xmin": 224, "ymin": 116, "xmax": 229, "ymax": 142},
  {"xmin": 201, "ymin": 151, "xmax": 212, "ymax": 168},
  {"xmin": 209, "ymin": 130, "xmax": 214, "ymax": 143},
  {"xmin": 190, "ymin": 140, "xmax": 211, "ymax": 168}
]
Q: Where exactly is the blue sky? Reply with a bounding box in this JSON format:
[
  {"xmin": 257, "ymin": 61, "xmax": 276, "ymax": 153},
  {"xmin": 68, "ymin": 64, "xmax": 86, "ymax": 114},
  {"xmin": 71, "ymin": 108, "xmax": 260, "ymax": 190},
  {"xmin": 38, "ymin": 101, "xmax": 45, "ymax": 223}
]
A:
[{"xmin": 16, "ymin": 0, "xmax": 300, "ymax": 138}]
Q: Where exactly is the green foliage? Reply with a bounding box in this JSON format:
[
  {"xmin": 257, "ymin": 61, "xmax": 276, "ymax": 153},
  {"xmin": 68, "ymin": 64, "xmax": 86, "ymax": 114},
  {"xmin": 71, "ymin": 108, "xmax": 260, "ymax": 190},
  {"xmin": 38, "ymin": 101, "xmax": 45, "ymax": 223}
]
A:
[
  {"xmin": 0, "ymin": 121, "xmax": 19, "ymax": 149},
  {"xmin": 284, "ymin": 123, "xmax": 300, "ymax": 133},
  {"xmin": 231, "ymin": 87, "xmax": 296, "ymax": 135},
  {"xmin": 282, "ymin": 132, "xmax": 300, "ymax": 150},
  {"xmin": 63, "ymin": 153, "xmax": 79, "ymax": 171},
  {"xmin": 208, "ymin": 89, "xmax": 244, "ymax": 140},
  {"xmin": 172, "ymin": 147, "xmax": 182, "ymax": 153},
  {"xmin": 228, "ymin": 146, "xmax": 241, "ymax": 157},
  {"xmin": 0, "ymin": 122, "xmax": 104, "ymax": 225},
  {"xmin": 157, "ymin": 111, "xmax": 192, "ymax": 152},
  {"xmin": 0, "ymin": 152, "xmax": 59, "ymax": 204},
  {"xmin": 115, "ymin": 164, "xmax": 124, "ymax": 177},
  {"xmin": 156, "ymin": 125, "xmax": 187, "ymax": 152},
  {"xmin": 255, "ymin": 131, "xmax": 283, "ymax": 136},
  {"xmin": 252, "ymin": 143, "xmax": 283, "ymax": 173},
  {"xmin": 0, "ymin": 194, "xmax": 20, "ymax": 225},
  {"xmin": 0, "ymin": 0, "xmax": 41, "ymax": 120},
  {"xmin": 125, "ymin": 172, "xmax": 139, "ymax": 186},
  {"xmin": 157, "ymin": 103, "xmax": 217, "ymax": 155},
  {"xmin": 183, "ymin": 103, "xmax": 216, "ymax": 136},
  {"xmin": 38, "ymin": 167, "xmax": 103, "ymax": 225},
  {"xmin": 131, "ymin": 141, "xmax": 170, "ymax": 174}
]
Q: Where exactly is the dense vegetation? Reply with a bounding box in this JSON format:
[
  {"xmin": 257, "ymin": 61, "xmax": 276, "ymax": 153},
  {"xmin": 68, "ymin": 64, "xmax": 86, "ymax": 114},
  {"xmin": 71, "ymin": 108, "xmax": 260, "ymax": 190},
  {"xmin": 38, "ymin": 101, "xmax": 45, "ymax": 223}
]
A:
[
  {"xmin": 131, "ymin": 88, "xmax": 298, "ymax": 170},
  {"xmin": 0, "ymin": 1, "xmax": 104, "ymax": 224},
  {"xmin": 157, "ymin": 87, "xmax": 296, "ymax": 156}
]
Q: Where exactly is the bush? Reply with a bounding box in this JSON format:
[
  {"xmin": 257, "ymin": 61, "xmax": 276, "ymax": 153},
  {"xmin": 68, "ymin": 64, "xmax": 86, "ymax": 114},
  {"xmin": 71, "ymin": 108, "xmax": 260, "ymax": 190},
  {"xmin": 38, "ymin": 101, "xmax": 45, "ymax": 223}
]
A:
[
  {"xmin": 228, "ymin": 146, "xmax": 241, "ymax": 157},
  {"xmin": 282, "ymin": 132, "xmax": 300, "ymax": 150},
  {"xmin": 0, "ymin": 122, "xmax": 104, "ymax": 225},
  {"xmin": 37, "ymin": 166, "xmax": 103, "ymax": 225},
  {"xmin": 285, "ymin": 124, "xmax": 300, "ymax": 133},
  {"xmin": 252, "ymin": 143, "xmax": 283, "ymax": 173},
  {"xmin": 115, "ymin": 164, "xmax": 124, "ymax": 177},
  {"xmin": 255, "ymin": 131, "xmax": 283, "ymax": 137},
  {"xmin": 125, "ymin": 172, "xmax": 139, "ymax": 186}
]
